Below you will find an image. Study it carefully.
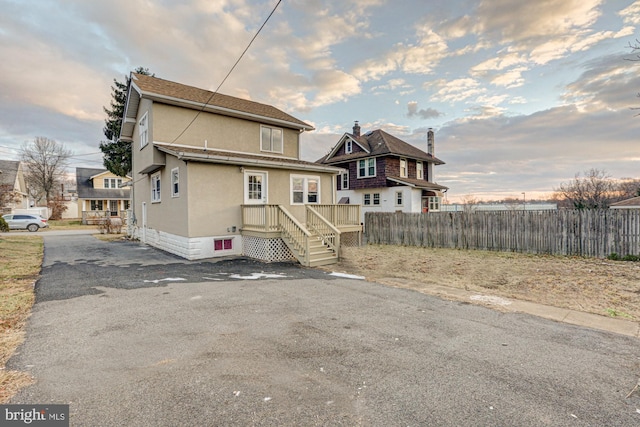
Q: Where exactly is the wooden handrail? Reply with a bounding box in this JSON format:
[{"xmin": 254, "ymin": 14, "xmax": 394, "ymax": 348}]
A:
[{"xmin": 306, "ymin": 206, "xmax": 341, "ymax": 255}]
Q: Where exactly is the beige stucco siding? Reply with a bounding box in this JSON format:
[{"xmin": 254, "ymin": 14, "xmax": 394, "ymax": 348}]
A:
[
  {"xmin": 187, "ymin": 163, "xmax": 243, "ymax": 237},
  {"xmin": 185, "ymin": 162, "xmax": 336, "ymax": 237},
  {"xmin": 142, "ymin": 156, "xmax": 189, "ymax": 236},
  {"xmin": 152, "ymin": 103, "xmax": 299, "ymax": 158},
  {"xmin": 136, "ymin": 99, "xmax": 166, "ymax": 174}
]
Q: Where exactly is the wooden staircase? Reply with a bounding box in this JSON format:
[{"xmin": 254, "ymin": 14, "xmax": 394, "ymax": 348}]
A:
[{"xmin": 277, "ymin": 206, "xmax": 340, "ymax": 267}]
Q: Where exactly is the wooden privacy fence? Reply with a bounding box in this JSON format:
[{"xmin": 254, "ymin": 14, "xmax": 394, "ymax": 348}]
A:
[{"xmin": 365, "ymin": 209, "xmax": 640, "ymax": 258}]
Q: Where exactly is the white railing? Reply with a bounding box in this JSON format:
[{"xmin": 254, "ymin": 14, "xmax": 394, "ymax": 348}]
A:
[
  {"xmin": 313, "ymin": 204, "xmax": 361, "ymax": 227},
  {"xmin": 306, "ymin": 206, "xmax": 340, "ymax": 255}
]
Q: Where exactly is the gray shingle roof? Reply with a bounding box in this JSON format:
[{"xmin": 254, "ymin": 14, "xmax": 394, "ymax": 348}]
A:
[
  {"xmin": 130, "ymin": 73, "xmax": 313, "ymax": 130},
  {"xmin": 76, "ymin": 167, "xmax": 130, "ymax": 200},
  {"xmin": 318, "ymin": 129, "xmax": 445, "ymax": 165}
]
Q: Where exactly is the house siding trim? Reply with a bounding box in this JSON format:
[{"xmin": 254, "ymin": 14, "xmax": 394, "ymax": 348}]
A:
[{"xmin": 132, "ymin": 226, "xmax": 242, "ymax": 260}]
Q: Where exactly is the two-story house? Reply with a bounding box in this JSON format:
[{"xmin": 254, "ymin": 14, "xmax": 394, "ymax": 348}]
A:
[
  {"xmin": 119, "ymin": 73, "xmax": 360, "ymax": 265},
  {"xmin": 75, "ymin": 167, "xmax": 131, "ymax": 223},
  {"xmin": 317, "ymin": 122, "xmax": 448, "ymax": 222},
  {"xmin": 0, "ymin": 160, "xmax": 29, "ymax": 214}
]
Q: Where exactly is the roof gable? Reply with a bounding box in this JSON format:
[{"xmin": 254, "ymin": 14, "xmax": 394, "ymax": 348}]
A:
[
  {"xmin": 319, "ymin": 129, "xmax": 445, "ymax": 165},
  {"xmin": 323, "ymin": 133, "xmax": 371, "ymax": 160},
  {"xmin": 121, "ymin": 73, "xmax": 313, "ymax": 140},
  {"xmin": 0, "ymin": 160, "xmax": 26, "ymax": 193}
]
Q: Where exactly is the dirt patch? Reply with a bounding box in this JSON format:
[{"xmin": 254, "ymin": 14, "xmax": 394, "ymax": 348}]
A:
[{"xmin": 330, "ymin": 245, "xmax": 640, "ymax": 320}]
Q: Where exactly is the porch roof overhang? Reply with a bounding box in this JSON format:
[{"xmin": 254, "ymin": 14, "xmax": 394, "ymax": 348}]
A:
[
  {"xmin": 387, "ymin": 176, "xmax": 449, "ymax": 191},
  {"xmin": 155, "ymin": 144, "xmax": 345, "ymax": 174}
]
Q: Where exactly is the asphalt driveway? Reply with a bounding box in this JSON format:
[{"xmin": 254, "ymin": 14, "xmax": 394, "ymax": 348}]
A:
[{"xmin": 8, "ymin": 234, "xmax": 640, "ymax": 426}]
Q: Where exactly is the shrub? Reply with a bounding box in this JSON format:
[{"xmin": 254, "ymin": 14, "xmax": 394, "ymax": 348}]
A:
[
  {"xmin": 0, "ymin": 216, "xmax": 8, "ymax": 232},
  {"xmin": 607, "ymin": 253, "xmax": 620, "ymax": 261}
]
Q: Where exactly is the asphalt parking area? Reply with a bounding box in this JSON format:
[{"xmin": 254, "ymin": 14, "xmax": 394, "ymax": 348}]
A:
[{"xmin": 8, "ymin": 234, "xmax": 640, "ymax": 426}]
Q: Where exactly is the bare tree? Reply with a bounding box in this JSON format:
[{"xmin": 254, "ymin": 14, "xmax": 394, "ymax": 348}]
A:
[
  {"xmin": 615, "ymin": 177, "xmax": 640, "ymax": 200},
  {"xmin": 554, "ymin": 168, "xmax": 617, "ymax": 209},
  {"xmin": 20, "ymin": 137, "xmax": 72, "ymax": 205}
]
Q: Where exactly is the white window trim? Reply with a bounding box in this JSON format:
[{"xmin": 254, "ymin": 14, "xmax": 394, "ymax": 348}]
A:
[
  {"xmin": 290, "ymin": 174, "xmax": 321, "ymax": 205},
  {"xmin": 357, "ymin": 158, "xmax": 376, "ymax": 178},
  {"xmin": 151, "ymin": 172, "xmax": 161, "ymax": 203},
  {"xmin": 260, "ymin": 125, "xmax": 284, "ymax": 154},
  {"xmin": 345, "ymin": 139, "xmax": 353, "ymax": 154},
  {"xmin": 400, "ymin": 158, "xmax": 407, "ymax": 178},
  {"xmin": 395, "ymin": 191, "xmax": 403, "ymax": 206},
  {"xmin": 139, "ymin": 112, "xmax": 149, "ymax": 149},
  {"xmin": 171, "ymin": 167, "xmax": 179, "ymax": 198},
  {"xmin": 363, "ymin": 193, "xmax": 381, "ymax": 206},
  {"xmin": 417, "ymin": 162, "xmax": 424, "ymax": 180},
  {"xmin": 429, "ymin": 196, "xmax": 441, "ymax": 212},
  {"xmin": 341, "ymin": 171, "xmax": 349, "ymax": 190},
  {"xmin": 244, "ymin": 170, "xmax": 268, "ymax": 204}
]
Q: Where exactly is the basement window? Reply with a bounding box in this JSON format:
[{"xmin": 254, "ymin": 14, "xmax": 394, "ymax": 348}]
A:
[{"xmin": 214, "ymin": 238, "xmax": 233, "ymax": 251}]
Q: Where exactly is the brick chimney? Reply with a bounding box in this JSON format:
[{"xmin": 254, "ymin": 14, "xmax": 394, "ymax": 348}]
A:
[
  {"xmin": 427, "ymin": 127, "xmax": 434, "ymax": 156},
  {"xmin": 352, "ymin": 121, "xmax": 361, "ymax": 137}
]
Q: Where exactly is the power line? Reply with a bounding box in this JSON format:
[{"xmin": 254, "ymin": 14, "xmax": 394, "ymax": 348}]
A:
[{"xmin": 169, "ymin": 0, "xmax": 283, "ymax": 145}]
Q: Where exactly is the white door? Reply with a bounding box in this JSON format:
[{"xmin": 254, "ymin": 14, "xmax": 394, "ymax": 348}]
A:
[{"xmin": 244, "ymin": 171, "xmax": 267, "ymax": 204}]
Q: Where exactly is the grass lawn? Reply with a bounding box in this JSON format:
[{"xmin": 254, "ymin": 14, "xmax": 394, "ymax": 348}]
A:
[{"xmin": 0, "ymin": 235, "xmax": 43, "ymax": 403}]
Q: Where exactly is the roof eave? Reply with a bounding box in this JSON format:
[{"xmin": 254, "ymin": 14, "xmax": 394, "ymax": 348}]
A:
[
  {"xmin": 158, "ymin": 146, "xmax": 344, "ymax": 174},
  {"xmin": 139, "ymin": 91, "xmax": 314, "ymax": 131}
]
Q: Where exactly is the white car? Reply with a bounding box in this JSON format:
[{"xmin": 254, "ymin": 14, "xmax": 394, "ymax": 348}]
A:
[{"xmin": 2, "ymin": 214, "xmax": 49, "ymax": 232}]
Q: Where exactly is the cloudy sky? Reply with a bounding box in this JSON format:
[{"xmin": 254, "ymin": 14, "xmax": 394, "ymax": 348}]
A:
[{"xmin": 1, "ymin": 0, "xmax": 638, "ymax": 202}]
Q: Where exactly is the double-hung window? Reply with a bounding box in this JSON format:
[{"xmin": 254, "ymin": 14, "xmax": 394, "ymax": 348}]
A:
[
  {"xmin": 345, "ymin": 140, "xmax": 353, "ymax": 154},
  {"xmin": 341, "ymin": 171, "xmax": 349, "ymax": 190},
  {"xmin": 171, "ymin": 168, "xmax": 179, "ymax": 197},
  {"xmin": 396, "ymin": 191, "xmax": 403, "ymax": 206},
  {"xmin": 139, "ymin": 112, "xmax": 149, "ymax": 148},
  {"xmin": 151, "ymin": 172, "xmax": 161, "ymax": 203},
  {"xmin": 429, "ymin": 196, "xmax": 441, "ymax": 212},
  {"xmin": 400, "ymin": 158, "xmax": 407, "ymax": 178},
  {"xmin": 417, "ymin": 162, "xmax": 424, "ymax": 180},
  {"xmin": 260, "ymin": 125, "xmax": 283, "ymax": 153},
  {"xmin": 358, "ymin": 158, "xmax": 376, "ymax": 178},
  {"xmin": 291, "ymin": 175, "xmax": 320, "ymax": 204},
  {"xmin": 363, "ymin": 193, "xmax": 380, "ymax": 206}
]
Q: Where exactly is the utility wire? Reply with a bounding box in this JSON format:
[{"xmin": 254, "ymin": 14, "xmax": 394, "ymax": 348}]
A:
[{"xmin": 169, "ymin": 0, "xmax": 282, "ymax": 145}]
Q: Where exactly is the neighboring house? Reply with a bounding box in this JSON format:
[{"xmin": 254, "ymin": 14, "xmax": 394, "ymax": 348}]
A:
[
  {"xmin": 75, "ymin": 168, "xmax": 131, "ymax": 223},
  {"xmin": 610, "ymin": 196, "xmax": 640, "ymax": 209},
  {"xmin": 0, "ymin": 160, "xmax": 29, "ymax": 213},
  {"xmin": 317, "ymin": 122, "xmax": 448, "ymax": 221},
  {"xmin": 119, "ymin": 73, "xmax": 360, "ymax": 265}
]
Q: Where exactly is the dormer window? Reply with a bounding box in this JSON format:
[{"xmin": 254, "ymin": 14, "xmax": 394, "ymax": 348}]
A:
[
  {"xmin": 345, "ymin": 139, "xmax": 353, "ymax": 154},
  {"xmin": 261, "ymin": 125, "xmax": 283, "ymax": 153}
]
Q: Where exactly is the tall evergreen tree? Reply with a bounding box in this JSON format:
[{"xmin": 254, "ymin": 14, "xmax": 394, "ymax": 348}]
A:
[{"xmin": 100, "ymin": 67, "xmax": 153, "ymax": 176}]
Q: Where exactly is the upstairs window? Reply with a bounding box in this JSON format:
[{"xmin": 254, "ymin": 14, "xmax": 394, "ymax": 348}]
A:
[
  {"xmin": 103, "ymin": 178, "xmax": 122, "ymax": 189},
  {"xmin": 358, "ymin": 158, "xmax": 376, "ymax": 178},
  {"xmin": 261, "ymin": 125, "xmax": 283, "ymax": 153},
  {"xmin": 417, "ymin": 162, "xmax": 424, "ymax": 180},
  {"xmin": 345, "ymin": 139, "xmax": 353, "ymax": 154},
  {"xmin": 151, "ymin": 172, "xmax": 161, "ymax": 203},
  {"xmin": 139, "ymin": 112, "xmax": 149, "ymax": 148},
  {"xmin": 400, "ymin": 158, "xmax": 407, "ymax": 178},
  {"xmin": 171, "ymin": 168, "xmax": 179, "ymax": 197}
]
